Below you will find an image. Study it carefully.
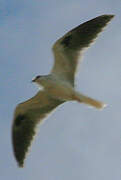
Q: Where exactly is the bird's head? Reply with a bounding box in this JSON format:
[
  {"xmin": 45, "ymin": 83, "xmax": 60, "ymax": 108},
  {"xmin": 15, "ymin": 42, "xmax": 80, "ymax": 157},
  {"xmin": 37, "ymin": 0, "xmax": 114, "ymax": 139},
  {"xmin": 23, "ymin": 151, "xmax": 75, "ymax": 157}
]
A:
[
  {"xmin": 32, "ymin": 75, "xmax": 43, "ymax": 83},
  {"xmin": 32, "ymin": 75, "xmax": 49, "ymax": 89}
]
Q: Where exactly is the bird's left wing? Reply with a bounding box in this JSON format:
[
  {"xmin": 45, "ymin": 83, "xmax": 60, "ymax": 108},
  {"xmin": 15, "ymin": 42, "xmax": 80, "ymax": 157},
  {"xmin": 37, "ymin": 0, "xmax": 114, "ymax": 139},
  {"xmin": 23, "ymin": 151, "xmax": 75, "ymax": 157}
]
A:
[
  {"xmin": 12, "ymin": 90, "xmax": 64, "ymax": 167},
  {"xmin": 52, "ymin": 14, "xmax": 114, "ymax": 86}
]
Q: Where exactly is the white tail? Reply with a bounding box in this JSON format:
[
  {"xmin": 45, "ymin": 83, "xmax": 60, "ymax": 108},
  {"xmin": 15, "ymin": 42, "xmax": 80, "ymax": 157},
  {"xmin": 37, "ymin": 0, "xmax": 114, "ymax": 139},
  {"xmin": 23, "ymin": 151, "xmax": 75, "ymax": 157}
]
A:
[{"xmin": 74, "ymin": 92, "xmax": 107, "ymax": 110}]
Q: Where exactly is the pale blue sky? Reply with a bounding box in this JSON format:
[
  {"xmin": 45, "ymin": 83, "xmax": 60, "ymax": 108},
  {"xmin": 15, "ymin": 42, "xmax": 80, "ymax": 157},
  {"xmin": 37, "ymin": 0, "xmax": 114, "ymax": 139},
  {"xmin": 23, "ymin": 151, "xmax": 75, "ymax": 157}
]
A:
[{"xmin": 1, "ymin": 0, "xmax": 121, "ymax": 179}]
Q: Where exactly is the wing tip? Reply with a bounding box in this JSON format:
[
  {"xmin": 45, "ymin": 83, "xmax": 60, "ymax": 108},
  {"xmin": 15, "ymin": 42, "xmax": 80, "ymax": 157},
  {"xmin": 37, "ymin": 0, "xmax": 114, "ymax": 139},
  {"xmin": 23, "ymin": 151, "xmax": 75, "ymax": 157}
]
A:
[
  {"xmin": 101, "ymin": 14, "xmax": 115, "ymax": 18},
  {"xmin": 17, "ymin": 161, "xmax": 24, "ymax": 168},
  {"xmin": 12, "ymin": 147, "xmax": 25, "ymax": 168},
  {"xmin": 94, "ymin": 14, "xmax": 115, "ymax": 26},
  {"xmin": 99, "ymin": 14, "xmax": 115, "ymax": 23},
  {"xmin": 105, "ymin": 14, "xmax": 115, "ymax": 20}
]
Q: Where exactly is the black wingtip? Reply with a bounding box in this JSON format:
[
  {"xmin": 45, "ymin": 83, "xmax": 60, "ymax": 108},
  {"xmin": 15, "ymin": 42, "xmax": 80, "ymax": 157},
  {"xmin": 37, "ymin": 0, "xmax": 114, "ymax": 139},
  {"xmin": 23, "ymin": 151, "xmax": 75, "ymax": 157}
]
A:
[
  {"xmin": 16, "ymin": 155, "xmax": 25, "ymax": 168},
  {"xmin": 100, "ymin": 14, "xmax": 115, "ymax": 20},
  {"xmin": 13, "ymin": 147, "xmax": 25, "ymax": 168},
  {"xmin": 18, "ymin": 162, "xmax": 24, "ymax": 168}
]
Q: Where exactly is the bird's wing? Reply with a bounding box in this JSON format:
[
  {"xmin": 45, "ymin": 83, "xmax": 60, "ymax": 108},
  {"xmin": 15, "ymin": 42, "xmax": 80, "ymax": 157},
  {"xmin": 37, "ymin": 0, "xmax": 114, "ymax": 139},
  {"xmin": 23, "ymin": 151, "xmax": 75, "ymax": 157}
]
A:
[
  {"xmin": 52, "ymin": 14, "xmax": 114, "ymax": 86},
  {"xmin": 12, "ymin": 90, "xmax": 64, "ymax": 167}
]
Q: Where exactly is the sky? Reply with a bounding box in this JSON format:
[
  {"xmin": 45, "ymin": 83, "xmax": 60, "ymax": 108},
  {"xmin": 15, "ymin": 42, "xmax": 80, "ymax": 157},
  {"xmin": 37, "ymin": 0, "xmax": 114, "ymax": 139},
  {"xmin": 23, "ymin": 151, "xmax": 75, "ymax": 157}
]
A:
[{"xmin": 1, "ymin": 0, "xmax": 121, "ymax": 179}]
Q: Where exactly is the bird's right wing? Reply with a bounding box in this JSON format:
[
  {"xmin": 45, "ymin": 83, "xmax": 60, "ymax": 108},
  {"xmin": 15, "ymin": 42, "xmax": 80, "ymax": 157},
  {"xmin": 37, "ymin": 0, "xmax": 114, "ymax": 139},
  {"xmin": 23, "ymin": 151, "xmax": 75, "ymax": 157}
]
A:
[
  {"xmin": 52, "ymin": 15, "xmax": 114, "ymax": 86},
  {"xmin": 12, "ymin": 90, "xmax": 64, "ymax": 167}
]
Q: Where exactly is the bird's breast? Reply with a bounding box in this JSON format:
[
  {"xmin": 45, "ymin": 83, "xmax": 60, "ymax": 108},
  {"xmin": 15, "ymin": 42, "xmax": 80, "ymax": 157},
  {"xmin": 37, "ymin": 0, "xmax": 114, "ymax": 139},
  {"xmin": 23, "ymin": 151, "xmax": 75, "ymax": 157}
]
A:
[{"xmin": 44, "ymin": 79, "xmax": 75, "ymax": 101}]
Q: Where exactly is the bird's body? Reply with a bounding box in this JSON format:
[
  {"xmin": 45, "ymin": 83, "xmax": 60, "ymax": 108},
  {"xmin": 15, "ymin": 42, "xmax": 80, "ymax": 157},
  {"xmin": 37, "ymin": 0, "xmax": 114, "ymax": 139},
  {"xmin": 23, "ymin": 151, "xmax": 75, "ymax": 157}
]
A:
[
  {"xmin": 12, "ymin": 14, "xmax": 114, "ymax": 167},
  {"xmin": 34, "ymin": 74, "xmax": 76, "ymax": 101},
  {"xmin": 34, "ymin": 74, "xmax": 106, "ymax": 108}
]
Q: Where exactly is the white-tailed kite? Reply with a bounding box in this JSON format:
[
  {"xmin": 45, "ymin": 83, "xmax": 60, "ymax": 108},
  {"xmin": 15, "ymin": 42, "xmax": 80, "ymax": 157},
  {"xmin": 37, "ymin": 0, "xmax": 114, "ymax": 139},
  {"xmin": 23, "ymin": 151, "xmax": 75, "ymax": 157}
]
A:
[{"xmin": 12, "ymin": 14, "xmax": 114, "ymax": 167}]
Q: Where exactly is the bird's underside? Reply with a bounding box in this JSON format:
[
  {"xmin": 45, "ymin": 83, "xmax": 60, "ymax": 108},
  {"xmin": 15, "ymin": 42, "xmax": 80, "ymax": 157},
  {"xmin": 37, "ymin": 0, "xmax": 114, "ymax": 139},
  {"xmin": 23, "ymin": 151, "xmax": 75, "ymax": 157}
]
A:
[{"xmin": 12, "ymin": 14, "xmax": 114, "ymax": 167}]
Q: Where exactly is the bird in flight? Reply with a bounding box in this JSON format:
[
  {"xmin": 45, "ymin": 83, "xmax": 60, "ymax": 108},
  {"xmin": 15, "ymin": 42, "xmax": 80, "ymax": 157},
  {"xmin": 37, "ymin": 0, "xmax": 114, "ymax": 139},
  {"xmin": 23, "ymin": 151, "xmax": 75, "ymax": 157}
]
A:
[{"xmin": 12, "ymin": 14, "xmax": 114, "ymax": 167}]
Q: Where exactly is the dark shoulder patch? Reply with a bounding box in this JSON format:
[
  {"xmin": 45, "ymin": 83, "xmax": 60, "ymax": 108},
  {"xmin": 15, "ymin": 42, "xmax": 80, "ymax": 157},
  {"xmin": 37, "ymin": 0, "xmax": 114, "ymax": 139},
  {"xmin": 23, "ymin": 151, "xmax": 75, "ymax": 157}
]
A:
[
  {"xmin": 61, "ymin": 35, "xmax": 72, "ymax": 47},
  {"xmin": 15, "ymin": 114, "xmax": 26, "ymax": 127}
]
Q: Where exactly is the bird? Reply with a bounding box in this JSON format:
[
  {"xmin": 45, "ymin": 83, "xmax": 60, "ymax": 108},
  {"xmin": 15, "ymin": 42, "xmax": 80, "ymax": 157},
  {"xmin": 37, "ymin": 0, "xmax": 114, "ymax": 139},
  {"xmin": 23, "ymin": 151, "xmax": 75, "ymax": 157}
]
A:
[{"xmin": 12, "ymin": 14, "xmax": 114, "ymax": 167}]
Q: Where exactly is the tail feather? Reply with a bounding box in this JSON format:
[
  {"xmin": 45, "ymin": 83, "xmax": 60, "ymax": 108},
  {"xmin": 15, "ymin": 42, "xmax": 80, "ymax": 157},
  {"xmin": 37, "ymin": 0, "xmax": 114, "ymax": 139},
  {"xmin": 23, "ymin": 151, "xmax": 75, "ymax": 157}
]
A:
[{"xmin": 75, "ymin": 93, "xmax": 107, "ymax": 109}]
